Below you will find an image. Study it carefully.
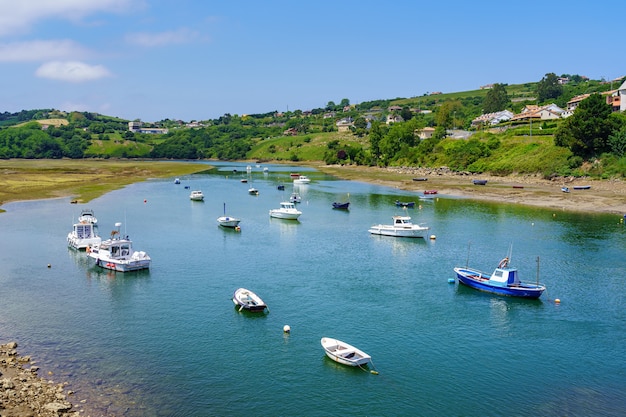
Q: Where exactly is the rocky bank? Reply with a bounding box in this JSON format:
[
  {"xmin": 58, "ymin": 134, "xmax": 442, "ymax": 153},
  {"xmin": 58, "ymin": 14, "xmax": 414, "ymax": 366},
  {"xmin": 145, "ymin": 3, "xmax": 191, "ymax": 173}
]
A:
[{"xmin": 0, "ymin": 342, "xmax": 79, "ymax": 417}]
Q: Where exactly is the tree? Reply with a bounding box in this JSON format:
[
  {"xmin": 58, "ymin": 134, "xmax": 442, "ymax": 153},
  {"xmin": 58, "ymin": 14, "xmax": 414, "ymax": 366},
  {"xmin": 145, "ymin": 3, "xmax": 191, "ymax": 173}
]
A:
[
  {"xmin": 368, "ymin": 121, "xmax": 385, "ymax": 163},
  {"xmin": 536, "ymin": 72, "xmax": 563, "ymax": 102},
  {"xmin": 554, "ymin": 93, "xmax": 613, "ymax": 158},
  {"xmin": 483, "ymin": 83, "xmax": 509, "ymax": 113},
  {"xmin": 400, "ymin": 107, "xmax": 413, "ymax": 122}
]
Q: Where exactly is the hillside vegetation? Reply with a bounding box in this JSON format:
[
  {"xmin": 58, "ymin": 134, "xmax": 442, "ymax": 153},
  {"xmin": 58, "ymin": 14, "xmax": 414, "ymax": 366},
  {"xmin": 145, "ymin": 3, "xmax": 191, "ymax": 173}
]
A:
[{"xmin": 1, "ymin": 74, "xmax": 625, "ymax": 179}]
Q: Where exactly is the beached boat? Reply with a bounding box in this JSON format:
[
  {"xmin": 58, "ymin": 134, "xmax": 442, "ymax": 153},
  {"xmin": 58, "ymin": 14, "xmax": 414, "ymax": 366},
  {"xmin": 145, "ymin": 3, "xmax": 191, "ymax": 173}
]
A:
[
  {"xmin": 87, "ymin": 223, "xmax": 151, "ymax": 272},
  {"xmin": 561, "ymin": 187, "xmax": 570, "ymax": 193},
  {"xmin": 332, "ymin": 201, "xmax": 350, "ymax": 210},
  {"xmin": 573, "ymin": 185, "xmax": 591, "ymax": 190},
  {"xmin": 269, "ymin": 201, "xmax": 302, "ymax": 220},
  {"xmin": 453, "ymin": 253, "xmax": 546, "ymax": 299},
  {"xmin": 232, "ymin": 288, "xmax": 267, "ymax": 312},
  {"xmin": 289, "ymin": 192, "xmax": 301, "ymax": 203},
  {"xmin": 423, "ymin": 190, "xmax": 438, "ymax": 195},
  {"xmin": 368, "ymin": 216, "xmax": 429, "ymax": 238},
  {"xmin": 320, "ymin": 337, "xmax": 371, "ymax": 367},
  {"xmin": 395, "ymin": 200, "xmax": 415, "ymax": 208},
  {"xmin": 67, "ymin": 209, "xmax": 101, "ymax": 250},
  {"xmin": 472, "ymin": 179, "xmax": 488, "ymax": 185},
  {"xmin": 217, "ymin": 203, "xmax": 241, "ymax": 229},
  {"xmin": 189, "ymin": 190, "xmax": 204, "ymax": 201},
  {"xmin": 413, "ymin": 177, "xmax": 428, "ymax": 182},
  {"xmin": 290, "ymin": 173, "xmax": 300, "ymax": 178},
  {"xmin": 293, "ymin": 175, "xmax": 311, "ymax": 184}
]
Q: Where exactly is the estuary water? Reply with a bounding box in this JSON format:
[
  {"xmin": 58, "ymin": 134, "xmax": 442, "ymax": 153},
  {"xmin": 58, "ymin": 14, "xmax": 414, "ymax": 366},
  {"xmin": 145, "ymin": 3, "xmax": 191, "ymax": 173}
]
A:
[{"xmin": 0, "ymin": 161, "xmax": 624, "ymax": 416}]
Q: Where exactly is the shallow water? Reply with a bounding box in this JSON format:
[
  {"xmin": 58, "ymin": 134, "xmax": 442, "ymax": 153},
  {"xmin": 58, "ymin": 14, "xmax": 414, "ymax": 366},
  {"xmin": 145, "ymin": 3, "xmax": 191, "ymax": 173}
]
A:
[{"xmin": 0, "ymin": 162, "xmax": 625, "ymax": 416}]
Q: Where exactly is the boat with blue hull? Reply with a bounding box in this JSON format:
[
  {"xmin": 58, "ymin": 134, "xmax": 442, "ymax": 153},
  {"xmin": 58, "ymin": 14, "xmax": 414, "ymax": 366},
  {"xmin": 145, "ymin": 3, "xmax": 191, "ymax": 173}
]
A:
[{"xmin": 453, "ymin": 254, "xmax": 545, "ymax": 299}]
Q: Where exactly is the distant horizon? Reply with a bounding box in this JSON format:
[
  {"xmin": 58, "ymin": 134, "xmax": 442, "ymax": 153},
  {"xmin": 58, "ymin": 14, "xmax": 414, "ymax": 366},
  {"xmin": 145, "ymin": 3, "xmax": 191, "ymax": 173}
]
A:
[{"xmin": 1, "ymin": 1, "xmax": 624, "ymax": 122}]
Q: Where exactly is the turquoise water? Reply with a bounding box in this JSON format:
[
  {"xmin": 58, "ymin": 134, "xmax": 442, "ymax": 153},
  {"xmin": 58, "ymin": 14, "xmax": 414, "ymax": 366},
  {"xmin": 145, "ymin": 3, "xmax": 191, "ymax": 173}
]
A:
[{"xmin": 0, "ymin": 162, "xmax": 625, "ymax": 416}]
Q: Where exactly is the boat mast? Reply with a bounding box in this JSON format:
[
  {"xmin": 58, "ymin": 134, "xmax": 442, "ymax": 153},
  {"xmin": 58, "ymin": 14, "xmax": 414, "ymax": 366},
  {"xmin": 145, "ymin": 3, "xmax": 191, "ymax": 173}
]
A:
[
  {"xmin": 465, "ymin": 241, "xmax": 471, "ymax": 268},
  {"xmin": 536, "ymin": 256, "xmax": 540, "ymax": 285}
]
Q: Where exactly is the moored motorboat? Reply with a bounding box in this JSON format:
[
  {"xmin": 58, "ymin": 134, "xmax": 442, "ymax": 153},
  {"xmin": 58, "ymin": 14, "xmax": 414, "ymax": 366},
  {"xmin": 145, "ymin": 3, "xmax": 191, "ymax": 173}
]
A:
[
  {"xmin": 453, "ymin": 253, "xmax": 546, "ymax": 299},
  {"xmin": 368, "ymin": 216, "xmax": 429, "ymax": 238},
  {"xmin": 293, "ymin": 175, "xmax": 311, "ymax": 184},
  {"xmin": 248, "ymin": 187, "xmax": 259, "ymax": 195},
  {"xmin": 269, "ymin": 201, "xmax": 302, "ymax": 220},
  {"xmin": 189, "ymin": 190, "xmax": 204, "ymax": 201},
  {"xmin": 67, "ymin": 209, "xmax": 101, "ymax": 250},
  {"xmin": 289, "ymin": 192, "xmax": 301, "ymax": 203},
  {"xmin": 332, "ymin": 201, "xmax": 350, "ymax": 210},
  {"xmin": 320, "ymin": 337, "xmax": 371, "ymax": 367},
  {"xmin": 395, "ymin": 200, "xmax": 415, "ymax": 208},
  {"xmin": 87, "ymin": 222, "xmax": 151, "ymax": 272},
  {"xmin": 232, "ymin": 288, "xmax": 267, "ymax": 312}
]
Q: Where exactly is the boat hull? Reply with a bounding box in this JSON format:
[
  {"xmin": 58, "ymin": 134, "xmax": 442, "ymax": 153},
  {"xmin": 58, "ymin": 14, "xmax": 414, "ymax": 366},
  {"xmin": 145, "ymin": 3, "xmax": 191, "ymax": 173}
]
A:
[
  {"xmin": 332, "ymin": 202, "xmax": 350, "ymax": 209},
  {"xmin": 320, "ymin": 338, "xmax": 371, "ymax": 367},
  {"xmin": 94, "ymin": 258, "xmax": 151, "ymax": 272},
  {"xmin": 269, "ymin": 211, "xmax": 301, "ymax": 220},
  {"xmin": 217, "ymin": 217, "xmax": 241, "ymax": 228},
  {"xmin": 454, "ymin": 268, "xmax": 544, "ymax": 299},
  {"xmin": 368, "ymin": 225, "xmax": 428, "ymax": 238}
]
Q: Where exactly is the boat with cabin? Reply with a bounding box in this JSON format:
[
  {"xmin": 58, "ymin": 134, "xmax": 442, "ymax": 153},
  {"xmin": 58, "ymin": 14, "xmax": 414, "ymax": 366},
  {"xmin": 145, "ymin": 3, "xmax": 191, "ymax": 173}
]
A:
[
  {"xmin": 293, "ymin": 175, "xmax": 311, "ymax": 184},
  {"xmin": 189, "ymin": 190, "xmax": 204, "ymax": 201},
  {"xmin": 368, "ymin": 216, "xmax": 429, "ymax": 238},
  {"xmin": 217, "ymin": 203, "xmax": 241, "ymax": 229},
  {"xmin": 87, "ymin": 222, "xmax": 151, "ymax": 272},
  {"xmin": 67, "ymin": 209, "xmax": 101, "ymax": 250},
  {"xmin": 453, "ymin": 250, "xmax": 546, "ymax": 299},
  {"xmin": 269, "ymin": 201, "xmax": 302, "ymax": 220}
]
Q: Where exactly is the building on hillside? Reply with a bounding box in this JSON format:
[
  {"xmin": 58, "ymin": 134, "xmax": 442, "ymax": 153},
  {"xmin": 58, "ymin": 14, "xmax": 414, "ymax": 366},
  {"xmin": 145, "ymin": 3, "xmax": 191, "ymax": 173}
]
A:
[
  {"xmin": 566, "ymin": 94, "xmax": 590, "ymax": 112},
  {"xmin": 336, "ymin": 117, "xmax": 354, "ymax": 132},
  {"xmin": 128, "ymin": 121, "xmax": 168, "ymax": 134},
  {"xmin": 388, "ymin": 105, "xmax": 402, "ymax": 112},
  {"xmin": 416, "ymin": 127, "xmax": 435, "ymax": 140},
  {"xmin": 510, "ymin": 103, "xmax": 565, "ymax": 122},
  {"xmin": 386, "ymin": 114, "xmax": 403, "ymax": 125},
  {"xmin": 470, "ymin": 110, "xmax": 513, "ymax": 127},
  {"xmin": 617, "ymin": 80, "xmax": 626, "ymax": 111}
]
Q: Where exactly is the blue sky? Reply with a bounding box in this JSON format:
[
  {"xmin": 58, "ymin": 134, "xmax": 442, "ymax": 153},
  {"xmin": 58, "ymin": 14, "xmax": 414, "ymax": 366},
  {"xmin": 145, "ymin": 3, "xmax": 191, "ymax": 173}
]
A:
[{"xmin": 1, "ymin": 0, "xmax": 623, "ymax": 122}]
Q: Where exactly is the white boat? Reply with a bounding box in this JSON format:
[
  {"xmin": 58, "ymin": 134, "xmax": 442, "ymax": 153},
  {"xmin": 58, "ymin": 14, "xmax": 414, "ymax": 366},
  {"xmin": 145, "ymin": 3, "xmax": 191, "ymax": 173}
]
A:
[
  {"xmin": 232, "ymin": 288, "xmax": 267, "ymax": 312},
  {"xmin": 189, "ymin": 190, "xmax": 204, "ymax": 201},
  {"xmin": 269, "ymin": 201, "xmax": 302, "ymax": 220},
  {"xmin": 293, "ymin": 175, "xmax": 311, "ymax": 184},
  {"xmin": 320, "ymin": 337, "xmax": 371, "ymax": 367},
  {"xmin": 248, "ymin": 187, "xmax": 259, "ymax": 195},
  {"xmin": 67, "ymin": 209, "xmax": 101, "ymax": 250},
  {"xmin": 87, "ymin": 222, "xmax": 151, "ymax": 272},
  {"xmin": 174, "ymin": 178, "xmax": 180, "ymax": 184},
  {"xmin": 289, "ymin": 192, "xmax": 302, "ymax": 203},
  {"xmin": 217, "ymin": 203, "xmax": 241, "ymax": 228},
  {"xmin": 368, "ymin": 216, "xmax": 429, "ymax": 238}
]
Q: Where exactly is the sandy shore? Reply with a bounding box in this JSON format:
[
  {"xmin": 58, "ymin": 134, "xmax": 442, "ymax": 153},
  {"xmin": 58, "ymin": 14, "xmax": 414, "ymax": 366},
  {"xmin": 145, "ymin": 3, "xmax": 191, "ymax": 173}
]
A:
[{"xmin": 314, "ymin": 165, "xmax": 626, "ymax": 216}]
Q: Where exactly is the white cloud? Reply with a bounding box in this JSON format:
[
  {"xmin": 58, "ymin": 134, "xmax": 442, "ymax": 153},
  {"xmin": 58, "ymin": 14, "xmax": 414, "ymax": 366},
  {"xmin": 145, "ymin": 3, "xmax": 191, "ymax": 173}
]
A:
[
  {"xmin": 126, "ymin": 28, "xmax": 201, "ymax": 47},
  {"xmin": 35, "ymin": 61, "xmax": 112, "ymax": 83},
  {"xmin": 0, "ymin": 0, "xmax": 141, "ymax": 37},
  {"xmin": 0, "ymin": 40, "xmax": 88, "ymax": 62}
]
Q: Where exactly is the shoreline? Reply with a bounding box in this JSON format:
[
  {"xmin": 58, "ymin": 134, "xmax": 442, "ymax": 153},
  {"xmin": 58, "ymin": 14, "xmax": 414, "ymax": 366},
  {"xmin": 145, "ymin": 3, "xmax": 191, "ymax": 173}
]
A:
[{"xmin": 313, "ymin": 164, "xmax": 626, "ymax": 216}]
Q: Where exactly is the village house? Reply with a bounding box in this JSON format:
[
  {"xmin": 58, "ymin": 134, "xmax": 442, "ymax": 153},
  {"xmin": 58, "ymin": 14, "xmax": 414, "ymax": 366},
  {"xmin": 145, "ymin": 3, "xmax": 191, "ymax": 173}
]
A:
[
  {"xmin": 336, "ymin": 117, "xmax": 354, "ymax": 132},
  {"xmin": 471, "ymin": 110, "xmax": 514, "ymax": 127},
  {"xmin": 386, "ymin": 114, "xmax": 403, "ymax": 125},
  {"xmin": 415, "ymin": 127, "xmax": 435, "ymax": 140},
  {"xmin": 128, "ymin": 121, "xmax": 168, "ymax": 134},
  {"xmin": 510, "ymin": 103, "xmax": 565, "ymax": 122}
]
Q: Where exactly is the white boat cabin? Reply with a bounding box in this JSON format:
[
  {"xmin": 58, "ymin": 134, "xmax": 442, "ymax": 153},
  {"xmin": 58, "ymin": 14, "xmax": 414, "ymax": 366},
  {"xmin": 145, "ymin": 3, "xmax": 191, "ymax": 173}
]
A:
[{"xmin": 489, "ymin": 259, "xmax": 520, "ymax": 287}]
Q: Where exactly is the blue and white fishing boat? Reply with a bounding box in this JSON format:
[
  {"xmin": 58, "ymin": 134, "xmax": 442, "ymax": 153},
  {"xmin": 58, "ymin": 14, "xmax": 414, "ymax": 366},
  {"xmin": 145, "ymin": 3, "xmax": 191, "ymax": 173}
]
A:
[{"xmin": 453, "ymin": 249, "xmax": 545, "ymax": 299}]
